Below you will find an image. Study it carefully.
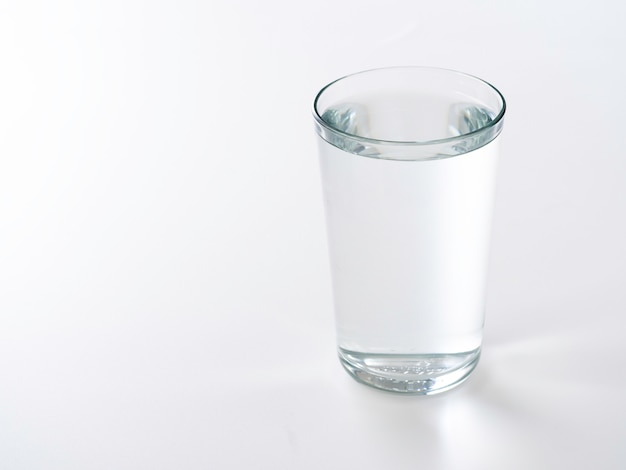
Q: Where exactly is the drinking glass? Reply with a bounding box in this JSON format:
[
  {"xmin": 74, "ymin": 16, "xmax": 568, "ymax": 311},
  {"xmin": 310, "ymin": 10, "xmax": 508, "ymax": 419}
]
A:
[{"xmin": 313, "ymin": 67, "xmax": 506, "ymax": 394}]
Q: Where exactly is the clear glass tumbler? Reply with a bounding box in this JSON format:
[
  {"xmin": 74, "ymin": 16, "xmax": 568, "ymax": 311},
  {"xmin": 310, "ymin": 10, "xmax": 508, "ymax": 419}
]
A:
[{"xmin": 313, "ymin": 67, "xmax": 506, "ymax": 394}]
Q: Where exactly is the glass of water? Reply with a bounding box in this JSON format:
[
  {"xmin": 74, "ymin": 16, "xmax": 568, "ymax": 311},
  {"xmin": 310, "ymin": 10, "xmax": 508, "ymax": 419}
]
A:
[{"xmin": 313, "ymin": 67, "xmax": 506, "ymax": 394}]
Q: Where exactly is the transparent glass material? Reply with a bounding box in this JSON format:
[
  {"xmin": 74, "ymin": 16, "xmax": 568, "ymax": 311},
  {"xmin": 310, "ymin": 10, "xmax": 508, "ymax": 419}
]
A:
[{"xmin": 313, "ymin": 67, "xmax": 505, "ymax": 394}]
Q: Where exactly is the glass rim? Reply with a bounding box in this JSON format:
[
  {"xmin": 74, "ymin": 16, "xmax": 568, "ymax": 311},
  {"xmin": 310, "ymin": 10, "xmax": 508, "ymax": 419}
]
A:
[{"xmin": 312, "ymin": 66, "xmax": 506, "ymax": 147}]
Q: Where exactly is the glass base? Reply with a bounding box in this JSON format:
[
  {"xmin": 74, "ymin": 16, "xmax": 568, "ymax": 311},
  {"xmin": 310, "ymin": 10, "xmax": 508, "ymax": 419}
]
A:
[{"xmin": 338, "ymin": 347, "xmax": 481, "ymax": 395}]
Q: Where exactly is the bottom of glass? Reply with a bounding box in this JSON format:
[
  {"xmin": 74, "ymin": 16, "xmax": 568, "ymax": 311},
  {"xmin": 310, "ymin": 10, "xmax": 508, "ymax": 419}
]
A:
[{"xmin": 338, "ymin": 347, "xmax": 481, "ymax": 395}]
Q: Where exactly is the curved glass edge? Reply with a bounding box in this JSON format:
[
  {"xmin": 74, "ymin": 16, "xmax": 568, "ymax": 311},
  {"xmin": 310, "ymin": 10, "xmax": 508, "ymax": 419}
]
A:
[
  {"xmin": 312, "ymin": 66, "xmax": 506, "ymax": 162},
  {"xmin": 314, "ymin": 117, "xmax": 504, "ymax": 161}
]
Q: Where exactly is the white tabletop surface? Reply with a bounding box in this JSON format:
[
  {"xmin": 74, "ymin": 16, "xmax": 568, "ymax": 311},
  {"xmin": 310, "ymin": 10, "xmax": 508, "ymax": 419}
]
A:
[{"xmin": 1, "ymin": 1, "xmax": 625, "ymax": 468}]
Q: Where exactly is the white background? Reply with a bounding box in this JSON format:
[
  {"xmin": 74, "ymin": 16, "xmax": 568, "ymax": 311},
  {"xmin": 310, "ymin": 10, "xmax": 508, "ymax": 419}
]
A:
[{"xmin": 1, "ymin": 0, "xmax": 625, "ymax": 468}]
